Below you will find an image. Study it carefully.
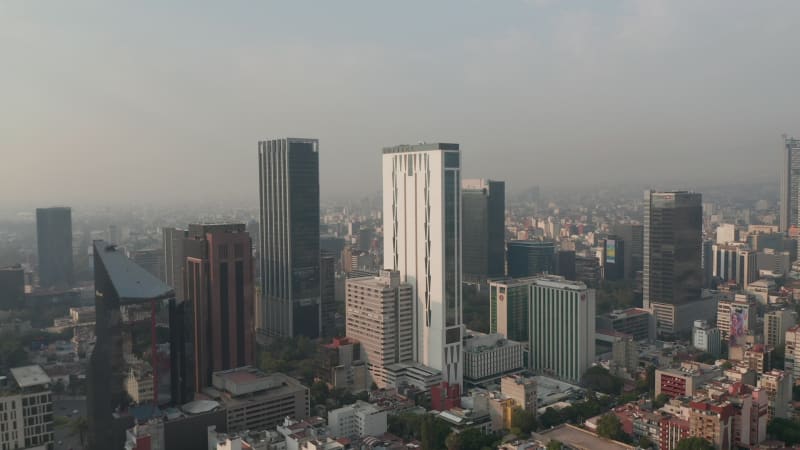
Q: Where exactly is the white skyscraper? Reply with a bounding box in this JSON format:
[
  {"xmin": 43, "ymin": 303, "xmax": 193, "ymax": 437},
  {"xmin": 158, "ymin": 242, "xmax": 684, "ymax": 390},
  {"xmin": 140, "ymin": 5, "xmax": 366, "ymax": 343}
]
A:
[{"xmin": 382, "ymin": 143, "xmax": 463, "ymax": 387}]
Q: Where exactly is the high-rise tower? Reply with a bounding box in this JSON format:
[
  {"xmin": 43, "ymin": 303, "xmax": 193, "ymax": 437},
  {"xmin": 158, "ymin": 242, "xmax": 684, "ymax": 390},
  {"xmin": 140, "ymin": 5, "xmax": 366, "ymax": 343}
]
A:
[
  {"xmin": 780, "ymin": 136, "xmax": 800, "ymax": 232},
  {"xmin": 258, "ymin": 138, "xmax": 321, "ymax": 338},
  {"xmin": 462, "ymin": 179, "xmax": 505, "ymax": 284},
  {"xmin": 183, "ymin": 224, "xmax": 255, "ymax": 391},
  {"xmin": 382, "ymin": 143, "xmax": 463, "ymax": 387},
  {"xmin": 643, "ymin": 191, "xmax": 702, "ymax": 309},
  {"xmin": 36, "ymin": 207, "xmax": 73, "ymax": 288}
]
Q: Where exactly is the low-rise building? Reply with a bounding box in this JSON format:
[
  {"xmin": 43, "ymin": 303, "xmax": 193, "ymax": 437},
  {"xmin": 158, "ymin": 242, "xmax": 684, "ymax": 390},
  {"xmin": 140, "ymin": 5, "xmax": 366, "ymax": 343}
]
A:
[
  {"xmin": 500, "ymin": 375, "xmax": 537, "ymax": 412},
  {"xmin": 327, "ymin": 401, "xmax": 387, "ymax": 441},
  {"xmin": 463, "ymin": 332, "xmax": 524, "ymax": 385},
  {"xmin": 758, "ymin": 370, "xmax": 793, "ymax": 421},
  {"xmin": 692, "ymin": 320, "xmax": 721, "ymax": 357},
  {"xmin": 0, "ymin": 365, "xmax": 54, "ymax": 450},
  {"xmin": 595, "ymin": 308, "xmax": 654, "ymax": 342},
  {"xmin": 203, "ymin": 367, "xmax": 310, "ymax": 433},
  {"xmin": 655, "ymin": 362, "xmax": 721, "ymax": 398}
]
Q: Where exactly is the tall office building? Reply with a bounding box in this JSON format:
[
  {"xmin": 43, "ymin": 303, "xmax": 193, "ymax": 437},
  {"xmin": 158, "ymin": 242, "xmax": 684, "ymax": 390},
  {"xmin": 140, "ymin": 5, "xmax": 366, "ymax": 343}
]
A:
[
  {"xmin": 183, "ymin": 224, "xmax": 255, "ymax": 391},
  {"xmin": 600, "ymin": 236, "xmax": 625, "ymax": 281},
  {"xmin": 765, "ymin": 309, "xmax": 796, "ymax": 349},
  {"xmin": 345, "ymin": 270, "xmax": 413, "ymax": 388},
  {"xmin": 88, "ymin": 241, "xmax": 175, "ymax": 450},
  {"xmin": 35, "ymin": 207, "xmax": 73, "ymax": 288},
  {"xmin": 780, "ymin": 136, "xmax": 800, "ymax": 232},
  {"xmin": 127, "ymin": 248, "xmax": 164, "ymax": 280},
  {"xmin": 711, "ymin": 243, "xmax": 758, "ymax": 288},
  {"xmin": 0, "ymin": 265, "xmax": 25, "ymax": 310},
  {"xmin": 643, "ymin": 191, "xmax": 702, "ymax": 309},
  {"xmin": 462, "ymin": 179, "xmax": 506, "ymax": 284},
  {"xmin": 258, "ymin": 138, "xmax": 321, "ymax": 338},
  {"xmin": 507, "ymin": 240, "xmax": 555, "ymax": 278},
  {"xmin": 491, "ymin": 276, "xmax": 594, "ymax": 383},
  {"xmin": 613, "ymin": 224, "xmax": 643, "ymax": 280},
  {"xmin": 382, "ymin": 143, "xmax": 463, "ymax": 387}
]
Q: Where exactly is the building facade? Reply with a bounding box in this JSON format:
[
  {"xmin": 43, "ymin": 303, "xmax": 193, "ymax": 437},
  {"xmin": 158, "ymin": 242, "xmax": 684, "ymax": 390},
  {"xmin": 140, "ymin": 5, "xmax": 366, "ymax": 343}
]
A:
[
  {"xmin": 764, "ymin": 309, "xmax": 796, "ymax": 349},
  {"xmin": 327, "ymin": 401, "xmax": 387, "ymax": 440},
  {"xmin": 0, "ymin": 366, "xmax": 54, "ymax": 450},
  {"xmin": 643, "ymin": 191, "xmax": 702, "ymax": 309},
  {"xmin": 382, "ymin": 143, "xmax": 464, "ymax": 387},
  {"xmin": 779, "ymin": 136, "xmax": 800, "ymax": 232},
  {"xmin": 345, "ymin": 270, "xmax": 413, "ymax": 388},
  {"xmin": 35, "ymin": 206, "xmax": 73, "ymax": 288},
  {"xmin": 462, "ymin": 179, "xmax": 506, "ymax": 285},
  {"xmin": 506, "ymin": 240, "xmax": 555, "ymax": 278},
  {"xmin": 463, "ymin": 332, "xmax": 524, "ymax": 384},
  {"xmin": 183, "ymin": 224, "xmax": 255, "ymax": 391},
  {"xmin": 258, "ymin": 138, "xmax": 321, "ymax": 338}
]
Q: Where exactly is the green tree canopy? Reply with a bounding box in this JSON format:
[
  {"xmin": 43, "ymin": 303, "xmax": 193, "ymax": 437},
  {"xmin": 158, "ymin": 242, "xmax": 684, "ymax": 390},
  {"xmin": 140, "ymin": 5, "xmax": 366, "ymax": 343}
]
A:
[
  {"xmin": 511, "ymin": 407, "xmax": 537, "ymax": 435},
  {"xmin": 675, "ymin": 437, "xmax": 715, "ymax": 450},
  {"xmin": 768, "ymin": 418, "xmax": 800, "ymax": 445},
  {"xmin": 596, "ymin": 413, "xmax": 626, "ymax": 441}
]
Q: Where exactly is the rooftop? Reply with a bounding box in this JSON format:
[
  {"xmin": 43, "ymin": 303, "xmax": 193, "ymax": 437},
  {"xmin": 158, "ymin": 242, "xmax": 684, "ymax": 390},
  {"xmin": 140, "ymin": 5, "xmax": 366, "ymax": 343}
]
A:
[
  {"xmin": 10, "ymin": 365, "xmax": 51, "ymax": 388},
  {"xmin": 382, "ymin": 142, "xmax": 459, "ymax": 154},
  {"xmin": 536, "ymin": 424, "xmax": 635, "ymax": 450},
  {"xmin": 94, "ymin": 240, "xmax": 174, "ymax": 303}
]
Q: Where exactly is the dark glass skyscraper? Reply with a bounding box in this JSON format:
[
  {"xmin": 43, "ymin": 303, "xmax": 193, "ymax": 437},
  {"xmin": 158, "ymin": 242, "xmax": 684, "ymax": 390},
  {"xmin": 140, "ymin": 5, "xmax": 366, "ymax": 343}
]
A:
[
  {"xmin": 258, "ymin": 138, "xmax": 321, "ymax": 338},
  {"xmin": 643, "ymin": 191, "xmax": 702, "ymax": 309},
  {"xmin": 507, "ymin": 240, "xmax": 555, "ymax": 278},
  {"xmin": 780, "ymin": 136, "xmax": 800, "ymax": 232},
  {"xmin": 36, "ymin": 207, "xmax": 73, "ymax": 288},
  {"xmin": 462, "ymin": 179, "xmax": 505, "ymax": 284},
  {"xmin": 613, "ymin": 223, "xmax": 643, "ymax": 280}
]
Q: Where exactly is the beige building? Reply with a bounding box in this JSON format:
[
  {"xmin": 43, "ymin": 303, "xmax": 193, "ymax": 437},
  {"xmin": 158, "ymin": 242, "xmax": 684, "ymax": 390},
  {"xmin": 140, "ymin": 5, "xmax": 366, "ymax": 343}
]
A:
[
  {"xmin": 125, "ymin": 364, "xmax": 155, "ymax": 404},
  {"xmin": 345, "ymin": 270, "xmax": 413, "ymax": 387},
  {"xmin": 206, "ymin": 367, "xmax": 309, "ymax": 433},
  {"xmin": 785, "ymin": 325, "xmax": 800, "ymax": 380},
  {"xmin": 717, "ymin": 294, "xmax": 756, "ymax": 344},
  {"xmin": 500, "ymin": 374, "xmax": 537, "ymax": 412},
  {"xmin": 758, "ymin": 369, "xmax": 793, "ymax": 421},
  {"xmin": 0, "ymin": 366, "xmax": 54, "ymax": 450},
  {"xmin": 764, "ymin": 309, "xmax": 796, "ymax": 349}
]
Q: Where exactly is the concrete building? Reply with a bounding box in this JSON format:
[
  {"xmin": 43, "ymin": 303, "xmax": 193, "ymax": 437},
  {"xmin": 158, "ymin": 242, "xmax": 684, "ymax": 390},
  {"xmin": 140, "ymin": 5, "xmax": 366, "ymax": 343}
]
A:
[
  {"xmin": 0, "ymin": 365, "xmax": 54, "ymax": 450},
  {"xmin": 716, "ymin": 294, "xmax": 756, "ymax": 345},
  {"xmin": 758, "ymin": 369, "xmax": 792, "ymax": 421},
  {"xmin": 595, "ymin": 308, "xmax": 653, "ymax": 342},
  {"xmin": 596, "ymin": 331, "xmax": 638, "ymax": 375},
  {"xmin": 692, "ymin": 320, "xmax": 721, "ymax": 357},
  {"xmin": 207, "ymin": 367, "xmax": 309, "ymax": 433},
  {"xmin": 779, "ymin": 136, "xmax": 800, "ymax": 232},
  {"xmin": 643, "ymin": 191, "xmax": 702, "ymax": 310},
  {"xmin": 462, "ymin": 179, "xmax": 506, "ymax": 285},
  {"xmin": 650, "ymin": 293, "xmax": 718, "ymax": 337},
  {"xmin": 162, "ymin": 227, "xmax": 188, "ymax": 299},
  {"xmin": 716, "ymin": 224, "xmax": 737, "ymax": 245},
  {"xmin": 528, "ymin": 276, "xmax": 595, "ymax": 382},
  {"xmin": 784, "ymin": 325, "xmax": 800, "ymax": 380},
  {"xmin": 319, "ymin": 337, "xmax": 368, "ymax": 393},
  {"xmin": 711, "ymin": 243, "xmax": 758, "ymax": 288},
  {"xmin": 258, "ymin": 138, "xmax": 321, "ymax": 339},
  {"xmin": 125, "ymin": 362, "xmax": 155, "ymax": 404},
  {"xmin": 507, "ymin": 240, "xmax": 555, "ymax": 278},
  {"xmin": 382, "ymin": 143, "xmax": 464, "ymax": 388},
  {"xmin": 688, "ymin": 400, "xmax": 735, "ymax": 450},
  {"xmin": 183, "ymin": 224, "xmax": 255, "ymax": 391},
  {"xmin": 574, "ymin": 255, "xmax": 600, "ymax": 287},
  {"xmin": 600, "ymin": 236, "xmax": 625, "ymax": 281},
  {"xmin": 500, "ymin": 374, "xmax": 537, "ymax": 412},
  {"xmin": 757, "ymin": 249, "xmax": 792, "ymax": 276},
  {"xmin": 463, "ymin": 332, "xmax": 524, "ymax": 385},
  {"xmin": 655, "ymin": 362, "xmax": 721, "ymax": 398},
  {"xmin": 36, "ymin": 206, "xmax": 74, "ymax": 288},
  {"xmin": 764, "ymin": 309, "xmax": 796, "ymax": 349},
  {"xmin": 489, "ymin": 278, "xmax": 530, "ymax": 343},
  {"xmin": 345, "ymin": 270, "xmax": 413, "ymax": 388},
  {"xmin": 327, "ymin": 401, "xmax": 387, "ymax": 440}
]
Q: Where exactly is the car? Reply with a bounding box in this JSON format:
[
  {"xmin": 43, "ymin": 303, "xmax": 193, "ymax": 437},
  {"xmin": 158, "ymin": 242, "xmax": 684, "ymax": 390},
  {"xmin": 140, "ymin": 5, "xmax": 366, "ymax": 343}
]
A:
[{"xmin": 72, "ymin": 409, "xmax": 79, "ymax": 415}]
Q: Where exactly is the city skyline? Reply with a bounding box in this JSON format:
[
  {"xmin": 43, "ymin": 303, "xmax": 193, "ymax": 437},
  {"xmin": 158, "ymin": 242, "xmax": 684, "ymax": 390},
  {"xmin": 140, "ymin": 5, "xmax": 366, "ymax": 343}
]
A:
[{"xmin": 2, "ymin": 2, "xmax": 800, "ymax": 207}]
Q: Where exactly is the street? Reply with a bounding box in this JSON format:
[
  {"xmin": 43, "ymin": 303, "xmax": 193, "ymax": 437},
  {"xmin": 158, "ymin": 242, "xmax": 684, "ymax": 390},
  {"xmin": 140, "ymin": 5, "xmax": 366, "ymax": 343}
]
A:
[{"xmin": 53, "ymin": 397, "xmax": 87, "ymax": 450}]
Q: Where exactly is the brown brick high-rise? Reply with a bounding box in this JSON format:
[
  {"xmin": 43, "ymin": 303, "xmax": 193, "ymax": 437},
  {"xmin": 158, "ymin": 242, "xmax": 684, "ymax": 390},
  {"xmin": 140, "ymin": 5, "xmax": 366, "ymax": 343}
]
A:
[{"xmin": 184, "ymin": 224, "xmax": 255, "ymax": 391}]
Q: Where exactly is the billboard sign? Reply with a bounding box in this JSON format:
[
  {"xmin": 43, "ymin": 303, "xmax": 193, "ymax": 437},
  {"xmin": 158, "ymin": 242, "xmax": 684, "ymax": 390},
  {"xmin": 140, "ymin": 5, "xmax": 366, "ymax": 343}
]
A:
[{"xmin": 606, "ymin": 239, "xmax": 616, "ymax": 264}]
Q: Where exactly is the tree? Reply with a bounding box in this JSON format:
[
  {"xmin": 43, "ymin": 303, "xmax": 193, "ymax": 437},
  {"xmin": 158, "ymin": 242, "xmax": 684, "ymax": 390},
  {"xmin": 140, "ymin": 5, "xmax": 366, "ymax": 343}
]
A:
[
  {"xmin": 445, "ymin": 432, "xmax": 462, "ymax": 450},
  {"xmin": 596, "ymin": 413, "xmax": 625, "ymax": 441},
  {"xmin": 768, "ymin": 418, "xmax": 800, "ymax": 445},
  {"xmin": 638, "ymin": 436, "xmax": 655, "ymax": 449},
  {"xmin": 653, "ymin": 393, "xmax": 670, "ymax": 409},
  {"xmin": 675, "ymin": 437, "xmax": 715, "ymax": 450},
  {"xmin": 581, "ymin": 366, "xmax": 623, "ymax": 395},
  {"xmin": 511, "ymin": 407, "xmax": 537, "ymax": 435},
  {"xmin": 539, "ymin": 408, "xmax": 563, "ymax": 429},
  {"xmin": 546, "ymin": 440, "xmax": 563, "ymax": 450},
  {"xmin": 310, "ymin": 381, "xmax": 330, "ymax": 407}
]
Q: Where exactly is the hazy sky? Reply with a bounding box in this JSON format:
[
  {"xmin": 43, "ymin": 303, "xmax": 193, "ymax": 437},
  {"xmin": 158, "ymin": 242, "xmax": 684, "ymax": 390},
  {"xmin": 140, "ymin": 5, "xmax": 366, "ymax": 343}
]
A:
[{"xmin": 2, "ymin": 1, "xmax": 799, "ymax": 207}]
